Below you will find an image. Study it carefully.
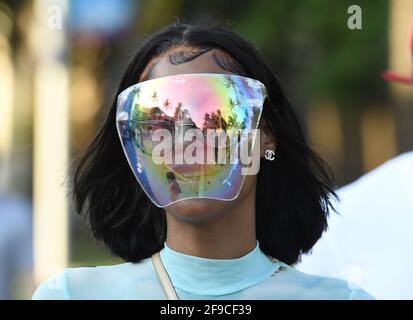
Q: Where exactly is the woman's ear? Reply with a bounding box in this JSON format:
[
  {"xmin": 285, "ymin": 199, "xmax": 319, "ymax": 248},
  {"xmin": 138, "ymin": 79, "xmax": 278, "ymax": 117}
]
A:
[{"xmin": 259, "ymin": 118, "xmax": 277, "ymax": 158}]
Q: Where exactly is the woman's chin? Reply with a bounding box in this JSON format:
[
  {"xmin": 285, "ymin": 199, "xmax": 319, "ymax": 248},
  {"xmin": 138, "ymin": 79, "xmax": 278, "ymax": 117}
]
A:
[{"xmin": 165, "ymin": 197, "xmax": 233, "ymax": 223}]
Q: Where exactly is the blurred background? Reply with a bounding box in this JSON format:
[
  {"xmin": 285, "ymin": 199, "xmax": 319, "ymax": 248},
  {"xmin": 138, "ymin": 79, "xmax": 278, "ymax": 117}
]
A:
[{"xmin": 0, "ymin": 0, "xmax": 412, "ymax": 299}]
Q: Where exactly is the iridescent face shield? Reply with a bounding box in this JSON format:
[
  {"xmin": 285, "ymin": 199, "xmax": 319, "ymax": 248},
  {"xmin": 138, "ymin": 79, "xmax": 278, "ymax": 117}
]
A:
[{"xmin": 116, "ymin": 73, "xmax": 267, "ymax": 207}]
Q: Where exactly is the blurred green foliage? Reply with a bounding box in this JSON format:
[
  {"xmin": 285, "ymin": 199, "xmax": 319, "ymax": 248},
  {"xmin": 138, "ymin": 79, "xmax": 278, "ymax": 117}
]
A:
[{"xmin": 182, "ymin": 0, "xmax": 388, "ymax": 107}]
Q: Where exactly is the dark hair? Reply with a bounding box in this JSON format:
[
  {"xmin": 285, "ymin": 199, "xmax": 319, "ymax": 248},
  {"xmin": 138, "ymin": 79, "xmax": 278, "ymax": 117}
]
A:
[{"xmin": 72, "ymin": 21, "xmax": 337, "ymax": 265}]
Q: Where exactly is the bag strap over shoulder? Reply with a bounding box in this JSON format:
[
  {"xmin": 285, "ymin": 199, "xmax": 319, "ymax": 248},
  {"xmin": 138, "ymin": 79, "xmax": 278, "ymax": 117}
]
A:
[{"xmin": 151, "ymin": 251, "xmax": 179, "ymax": 300}]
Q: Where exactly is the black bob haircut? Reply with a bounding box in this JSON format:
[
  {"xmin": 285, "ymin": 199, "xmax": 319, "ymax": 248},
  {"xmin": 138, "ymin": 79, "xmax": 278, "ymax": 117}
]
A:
[{"xmin": 73, "ymin": 21, "xmax": 337, "ymax": 265}]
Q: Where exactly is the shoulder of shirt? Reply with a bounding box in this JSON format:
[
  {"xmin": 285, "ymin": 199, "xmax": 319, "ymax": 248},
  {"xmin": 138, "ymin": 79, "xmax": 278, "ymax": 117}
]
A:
[
  {"xmin": 266, "ymin": 261, "xmax": 375, "ymax": 300},
  {"xmin": 31, "ymin": 259, "xmax": 153, "ymax": 300}
]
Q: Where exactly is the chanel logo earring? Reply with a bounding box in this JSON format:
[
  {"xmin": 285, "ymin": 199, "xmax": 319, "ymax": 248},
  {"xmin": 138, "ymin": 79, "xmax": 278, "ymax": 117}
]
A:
[{"xmin": 264, "ymin": 149, "xmax": 276, "ymax": 161}]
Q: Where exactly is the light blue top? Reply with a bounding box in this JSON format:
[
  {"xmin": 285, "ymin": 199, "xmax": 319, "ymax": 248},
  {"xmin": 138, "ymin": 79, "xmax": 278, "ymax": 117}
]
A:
[{"xmin": 32, "ymin": 241, "xmax": 374, "ymax": 300}]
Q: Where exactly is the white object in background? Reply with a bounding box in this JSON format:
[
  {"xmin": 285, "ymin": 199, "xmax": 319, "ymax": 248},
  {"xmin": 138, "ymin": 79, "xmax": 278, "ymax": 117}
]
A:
[
  {"xmin": 32, "ymin": 0, "xmax": 70, "ymax": 285},
  {"xmin": 298, "ymin": 151, "xmax": 413, "ymax": 299}
]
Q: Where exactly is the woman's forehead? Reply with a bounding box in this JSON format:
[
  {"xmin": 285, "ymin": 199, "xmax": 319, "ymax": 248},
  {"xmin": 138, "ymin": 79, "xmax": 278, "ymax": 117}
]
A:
[{"xmin": 140, "ymin": 47, "xmax": 235, "ymax": 81}]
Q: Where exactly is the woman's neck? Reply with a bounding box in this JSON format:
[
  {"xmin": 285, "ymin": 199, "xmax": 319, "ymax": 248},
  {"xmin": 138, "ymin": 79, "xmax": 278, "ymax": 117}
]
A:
[{"xmin": 165, "ymin": 188, "xmax": 257, "ymax": 259}]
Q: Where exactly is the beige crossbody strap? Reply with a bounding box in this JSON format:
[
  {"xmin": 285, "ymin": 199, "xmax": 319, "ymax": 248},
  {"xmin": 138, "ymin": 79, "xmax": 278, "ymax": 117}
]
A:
[{"xmin": 151, "ymin": 251, "xmax": 179, "ymax": 300}]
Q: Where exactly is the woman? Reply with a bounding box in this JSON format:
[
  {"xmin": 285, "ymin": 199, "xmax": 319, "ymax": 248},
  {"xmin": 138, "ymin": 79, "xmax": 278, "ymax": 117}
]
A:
[{"xmin": 32, "ymin": 22, "xmax": 374, "ymax": 300}]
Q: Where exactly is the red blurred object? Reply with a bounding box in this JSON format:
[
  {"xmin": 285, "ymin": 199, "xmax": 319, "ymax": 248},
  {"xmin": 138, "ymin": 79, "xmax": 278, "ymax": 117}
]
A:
[
  {"xmin": 382, "ymin": 22, "xmax": 413, "ymax": 84},
  {"xmin": 382, "ymin": 70, "xmax": 412, "ymax": 83}
]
